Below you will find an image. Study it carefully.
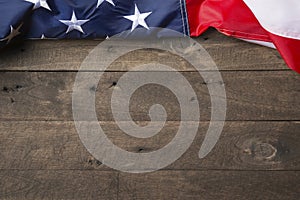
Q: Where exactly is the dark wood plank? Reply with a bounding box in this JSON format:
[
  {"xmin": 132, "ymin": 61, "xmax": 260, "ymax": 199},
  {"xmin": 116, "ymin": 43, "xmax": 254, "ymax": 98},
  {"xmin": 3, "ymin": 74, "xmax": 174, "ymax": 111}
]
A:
[
  {"xmin": 0, "ymin": 29, "xmax": 298, "ymax": 200},
  {"xmin": 119, "ymin": 171, "xmax": 300, "ymax": 200},
  {"xmin": 0, "ymin": 121, "xmax": 299, "ymax": 170},
  {"xmin": 0, "ymin": 170, "xmax": 118, "ymax": 199},
  {"xmin": 1, "ymin": 170, "xmax": 299, "ymax": 200},
  {"xmin": 0, "ymin": 71, "xmax": 299, "ymax": 121},
  {"xmin": 0, "ymin": 29, "xmax": 287, "ymax": 71}
]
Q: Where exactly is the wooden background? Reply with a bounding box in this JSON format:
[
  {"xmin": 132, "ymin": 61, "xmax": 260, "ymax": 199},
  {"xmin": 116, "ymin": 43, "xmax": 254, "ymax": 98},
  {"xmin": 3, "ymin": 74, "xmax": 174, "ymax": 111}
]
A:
[{"xmin": 0, "ymin": 29, "xmax": 299, "ymax": 199}]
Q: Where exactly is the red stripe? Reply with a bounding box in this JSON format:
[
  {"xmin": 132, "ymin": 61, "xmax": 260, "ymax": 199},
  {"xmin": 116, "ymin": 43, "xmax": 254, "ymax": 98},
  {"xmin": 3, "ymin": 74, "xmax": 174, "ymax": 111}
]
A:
[
  {"xmin": 269, "ymin": 34, "xmax": 300, "ymax": 73},
  {"xmin": 186, "ymin": 0, "xmax": 270, "ymax": 40},
  {"xmin": 184, "ymin": 0, "xmax": 206, "ymax": 35}
]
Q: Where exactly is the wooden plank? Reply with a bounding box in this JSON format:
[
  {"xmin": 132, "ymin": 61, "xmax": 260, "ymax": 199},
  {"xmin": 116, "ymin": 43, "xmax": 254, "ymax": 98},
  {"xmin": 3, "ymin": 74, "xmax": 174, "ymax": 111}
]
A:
[
  {"xmin": 0, "ymin": 30, "xmax": 287, "ymax": 71},
  {"xmin": 0, "ymin": 121, "xmax": 299, "ymax": 170},
  {"xmin": 1, "ymin": 170, "xmax": 299, "ymax": 199},
  {"xmin": 0, "ymin": 170, "xmax": 118, "ymax": 199},
  {"xmin": 0, "ymin": 71, "xmax": 299, "ymax": 121},
  {"xmin": 119, "ymin": 171, "xmax": 300, "ymax": 200}
]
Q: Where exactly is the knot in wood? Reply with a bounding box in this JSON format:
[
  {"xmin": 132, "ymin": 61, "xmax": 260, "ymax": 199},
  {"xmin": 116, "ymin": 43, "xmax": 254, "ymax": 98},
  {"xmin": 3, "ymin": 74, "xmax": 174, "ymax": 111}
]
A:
[{"xmin": 250, "ymin": 142, "xmax": 277, "ymax": 160}]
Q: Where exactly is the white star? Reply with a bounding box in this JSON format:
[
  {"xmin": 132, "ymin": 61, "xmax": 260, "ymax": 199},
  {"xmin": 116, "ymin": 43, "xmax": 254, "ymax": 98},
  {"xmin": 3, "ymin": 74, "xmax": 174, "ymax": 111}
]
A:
[
  {"xmin": 25, "ymin": 0, "xmax": 51, "ymax": 11},
  {"xmin": 0, "ymin": 24, "xmax": 22, "ymax": 44},
  {"xmin": 123, "ymin": 4, "xmax": 152, "ymax": 32},
  {"xmin": 97, "ymin": 0, "xmax": 115, "ymax": 7},
  {"xmin": 59, "ymin": 11, "xmax": 90, "ymax": 34},
  {"xmin": 97, "ymin": 0, "xmax": 115, "ymax": 8}
]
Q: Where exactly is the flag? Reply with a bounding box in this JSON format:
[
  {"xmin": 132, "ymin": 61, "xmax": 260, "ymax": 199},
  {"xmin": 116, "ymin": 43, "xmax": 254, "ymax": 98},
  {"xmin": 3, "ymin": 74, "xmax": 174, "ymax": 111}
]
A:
[
  {"xmin": 186, "ymin": 0, "xmax": 300, "ymax": 73},
  {"xmin": 0, "ymin": 0, "xmax": 299, "ymax": 73}
]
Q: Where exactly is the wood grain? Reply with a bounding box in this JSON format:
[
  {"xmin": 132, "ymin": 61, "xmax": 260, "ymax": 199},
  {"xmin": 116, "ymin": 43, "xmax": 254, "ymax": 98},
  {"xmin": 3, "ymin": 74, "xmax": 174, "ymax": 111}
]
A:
[
  {"xmin": 0, "ymin": 121, "xmax": 299, "ymax": 171},
  {"xmin": 0, "ymin": 71, "xmax": 299, "ymax": 121},
  {"xmin": 119, "ymin": 171, "xmax": 300, "ymax": 200},
  {"xmin": 0, "ymin": 170, "xmax": 118, "ymax": 199},
  {"xmin": 0, "ymin": 29, "xmax": 287, "ymax": 72},
  {"xmin": 1, "ymin": 170, "xmax": 299, "ymax": 200},
  {"xmin": 0, "ymin": 28, "xmax": 299, "ymax": 199}
]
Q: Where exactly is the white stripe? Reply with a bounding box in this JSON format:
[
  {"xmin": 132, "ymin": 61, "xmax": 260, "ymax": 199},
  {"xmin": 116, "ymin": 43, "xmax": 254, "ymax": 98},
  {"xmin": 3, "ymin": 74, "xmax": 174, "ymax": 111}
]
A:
[
  {"xmin": 240, "ymin": 39, "xmax": 276, "ymax": 49},
  {"xmin": 243, "ymin": 0, "xmax": 300, "ymax": 40}
]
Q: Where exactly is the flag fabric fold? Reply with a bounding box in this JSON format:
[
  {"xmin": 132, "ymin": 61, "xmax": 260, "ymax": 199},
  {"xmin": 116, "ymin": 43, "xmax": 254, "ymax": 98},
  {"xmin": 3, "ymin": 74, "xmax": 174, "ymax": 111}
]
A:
[
  {"xmin": 186, "ymin": 0, "xmax": 300, "ymax": 73},
  {"xmin": 0, "ymin": 0, "xmax": 299, "ymax": 73}
]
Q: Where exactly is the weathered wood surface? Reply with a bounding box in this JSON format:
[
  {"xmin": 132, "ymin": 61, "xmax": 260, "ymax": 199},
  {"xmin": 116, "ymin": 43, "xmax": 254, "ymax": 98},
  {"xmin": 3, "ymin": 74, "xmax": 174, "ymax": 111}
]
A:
[
  {"xmin": 1, "ymin": 170, "xmax": 298, "ymax": 200},
  {"xmin": 0, "ymin": 170, "xmax": 118, "ymax": 199},
  {"xmin": 0, "ymin": 29, "xmax": 287, "ymax": 72},
  {"xmin": 0, "ymin": 170, "xmax": 300, "ymax": 200},
  {"xmin": 0, "ymin": 121, "xmax": 299, "ymax": 171},
  {"xmin": 0, "ymin": 29, "xmax": 299, "ymax": 199},
  {"xmin": 119, "ymin": 171, "xmax": 300, "ymax": 200},
  {"xmin": 0, "ymin": 71, "xmax": 299, "ymax": 121}
]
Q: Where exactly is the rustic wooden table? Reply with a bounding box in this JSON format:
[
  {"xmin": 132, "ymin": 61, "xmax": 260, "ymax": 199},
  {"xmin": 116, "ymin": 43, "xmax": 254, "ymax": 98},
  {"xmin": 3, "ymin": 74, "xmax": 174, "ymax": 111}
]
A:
[{"xmin": 0, "ymin": 29, "xmax": 299, "ymax": 199}]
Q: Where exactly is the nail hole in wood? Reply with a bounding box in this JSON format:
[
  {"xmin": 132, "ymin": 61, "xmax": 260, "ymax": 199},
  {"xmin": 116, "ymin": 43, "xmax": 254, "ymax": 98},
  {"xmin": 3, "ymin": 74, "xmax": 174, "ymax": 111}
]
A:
[
  {"xmin": 109, "ymin": 81, "xmax": 118, "ymax": 88},
  {"xmin": 2, "ymin": 87, "xmax": 9, "ymax": 93},
  {"xmin": 15, "ymin": 85, "xmax": 23, "ymax": 90},
  {"xmin": 89, "ymin": 85, "xmax": 97, "ymax": 92},
  {"xmin": 190, "ymin": 97, "xmax": 196, "ymax": 102}
]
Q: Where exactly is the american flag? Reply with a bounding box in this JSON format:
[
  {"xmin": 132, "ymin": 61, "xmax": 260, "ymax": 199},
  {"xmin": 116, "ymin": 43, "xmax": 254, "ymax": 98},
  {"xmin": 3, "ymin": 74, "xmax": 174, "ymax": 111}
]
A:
[{"xmin": 0, "ymin": 0, "xmax": 300, "ymax": 73}]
